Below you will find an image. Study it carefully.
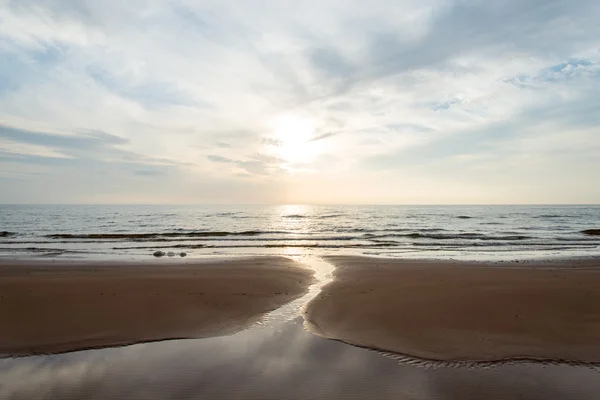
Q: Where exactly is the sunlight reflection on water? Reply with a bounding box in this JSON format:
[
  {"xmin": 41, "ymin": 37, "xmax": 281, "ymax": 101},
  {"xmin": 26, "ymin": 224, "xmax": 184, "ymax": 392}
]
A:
[{"xmin": 259, "ymin": 254, "xmax": 334, "ymax": 328}]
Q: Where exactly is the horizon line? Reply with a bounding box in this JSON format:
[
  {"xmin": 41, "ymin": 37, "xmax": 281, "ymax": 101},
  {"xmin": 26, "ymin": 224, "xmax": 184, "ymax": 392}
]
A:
[{"xmin": 1, "ymin": 203, "xmax": 599, "ymax": 207}]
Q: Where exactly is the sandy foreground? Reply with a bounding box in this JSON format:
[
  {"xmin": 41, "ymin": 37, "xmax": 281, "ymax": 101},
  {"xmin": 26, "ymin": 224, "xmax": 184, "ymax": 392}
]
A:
[
  {"xmin": 304, "ymin": 256, "xmax": 600, "ymax": 363},
  {"xmin": 0, "ymin": 257, "xmax": 314, "ymax": 357}
]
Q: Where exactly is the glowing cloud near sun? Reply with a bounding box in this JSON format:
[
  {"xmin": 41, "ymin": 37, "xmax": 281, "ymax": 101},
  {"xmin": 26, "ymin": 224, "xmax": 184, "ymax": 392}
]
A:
[{"xmin": 271, "ymin": 115, "xmax": 320, "ymax": 166}]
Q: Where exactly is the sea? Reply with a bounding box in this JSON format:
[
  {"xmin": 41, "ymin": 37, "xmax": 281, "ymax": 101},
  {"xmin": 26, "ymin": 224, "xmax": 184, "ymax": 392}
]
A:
[{"xmin": 1, "ymin": 204, "xmax": 599, "ymax": 260}]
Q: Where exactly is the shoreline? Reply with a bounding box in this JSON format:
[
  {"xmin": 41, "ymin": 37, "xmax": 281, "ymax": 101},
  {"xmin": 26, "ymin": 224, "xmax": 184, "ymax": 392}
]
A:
[
  {"xmin": 0, "ymin": 256, "xmax": 315, "ymax": 357},
  {"xmin": 3, "ymin": 240, "xmax": 600, "ymax": 265},
  {"xmin": 304, "ymin": 256, "xmax": 600, "ymax": 363}
]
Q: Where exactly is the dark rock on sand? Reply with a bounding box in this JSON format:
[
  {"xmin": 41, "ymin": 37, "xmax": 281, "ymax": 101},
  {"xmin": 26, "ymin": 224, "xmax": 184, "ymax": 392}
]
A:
[
  {"xmin": 153, "ymin": 251, "xmax": 165, "ymax": 257},
  {"xmin": 180, "ymin": 252, "xmax": 187, "ymax": 257}
]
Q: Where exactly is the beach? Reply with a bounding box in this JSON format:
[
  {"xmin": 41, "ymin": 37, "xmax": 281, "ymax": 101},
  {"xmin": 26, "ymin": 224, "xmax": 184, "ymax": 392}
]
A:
[
  {"xmin": 2, "ymin": 254, "xmax": 600, "ymax": 399},
  {"xmin": 4, "ymin": 254, "xmax": 600, "ymax": 363},
  {"xmin": 0, "ymin": 257, "xmax": 314, "ymax": 357},
  {"xmin": 304, "ymin": 256, "xmax": 600, "ymax": 363}
]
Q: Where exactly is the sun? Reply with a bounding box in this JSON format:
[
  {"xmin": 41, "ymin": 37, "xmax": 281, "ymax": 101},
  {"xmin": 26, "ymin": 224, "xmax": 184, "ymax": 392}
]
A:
[{"xmin": 273, "ymin": 115, "xmax": 318, "ymax": 164}]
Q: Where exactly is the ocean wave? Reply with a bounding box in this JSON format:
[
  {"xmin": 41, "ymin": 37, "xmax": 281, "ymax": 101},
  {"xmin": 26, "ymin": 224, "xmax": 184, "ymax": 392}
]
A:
[
  {"xmin": 411, "ymin": 232, "xmax": 477, "ymax": 239},
  {"xmin": 0, "ymin": 247, "xmax": 77, "ymax": 253},
  {"xmin": 114, "ymin": 244, "xmax": 208, "ymax": 250},
  {"xmin": 383, "ymin": 228, "xmax": 447, "ymax": 233},
  {"xmin": 141, "ymin": 235, "xmax": 361, "ymax": 243},
  {"xmin": 457, "ymin": 215, "xmax": 472, "ymax": 219},
  {"xmin": 112, "ymin": 241, "xmax": 597, "ymax": 250},
  {"xmin": 212, "ymin": 212, "xmax": 241, "ymax": 217},
  {"xmin": 14, "ymin": 234, "xmax": 363, "ymax": 244},
  {"xmin": 582, "ymin": 229, "xmax": 600, "ymax": 236},
  {"xmin": 361, "ymin": 228, "xmax": 445, "ymax": 238},
  {"xmin": 369, "ymin": 239, "xmax": 402, "ymax": 244},
  {"xmin": 44, "ymin": 231, "xmax": 276, "ymax": 240},
  {"xmin": 367, "ymin": 232, "xmax": 532, "ymax": 241},
  {"xmin": 0, "ymin": 231, "xmax": 16, "ymax": 238},
  {"xmin": 1, "ymin": 240, "xmax": 83, "ymax": 245},
  {"xmin": 201, "ymin": 236, "xmax": 360, "ymax": 242},
  {"xmin": 361, "ymin": 233, "xmax": 376, "ymax": 239},
  {"xmin": 318, "ymin": 213, "xmax": 345, "ymax": 219},
  {"xmin": 410, "ymin": 241, "xmax": 596, "ymax": 248},
  {"xmin": 115, "ymin": 243, "xmax": 399, "ymax": 250},
  {"xmin": 282, "ymin": 214, "xmax": 307, "ymax": 219}
]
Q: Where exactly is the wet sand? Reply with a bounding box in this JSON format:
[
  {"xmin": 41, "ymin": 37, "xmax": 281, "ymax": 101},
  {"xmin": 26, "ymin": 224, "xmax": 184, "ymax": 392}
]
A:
[
  {"xmin": 0, "ymin": 257, "xmax": 314, "ymax": 357},
  {"xmin": 304, "ymin": 256, "xmax": 600, "ymax": 362}
]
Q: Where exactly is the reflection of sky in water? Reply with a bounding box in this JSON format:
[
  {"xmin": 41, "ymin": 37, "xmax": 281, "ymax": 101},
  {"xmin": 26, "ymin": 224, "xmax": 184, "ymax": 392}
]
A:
[
  {"xmin": 260, "ymin": 255, "xmax": 334, "ymax": 328},
  {"xmin": 2, "ymin": 319, "xmax": 600, "ymax": 400}
]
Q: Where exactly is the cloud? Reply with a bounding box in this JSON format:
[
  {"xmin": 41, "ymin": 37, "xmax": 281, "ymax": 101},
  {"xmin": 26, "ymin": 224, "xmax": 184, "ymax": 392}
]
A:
[
  {"xmin": 0, "ymin": 137, "xmax": 73, "ymax": 159},
  {"xmin": 0, "ymin": 123, "xmax": 188, "ymax": 203},
  {"xmin": 310, "ymin": 131, "xmax": 340, "ymax": 142},
  {"xmin": 206, "ymin": 155, "xmax": 232, "ymax": 164},
  {"xmin": 433, "ymin": 98, "xmax": 462, "ymax": 111},
  {"xmin": 134, "ymin": 169, "xmax": 166, "ymax": 177},
  {"xmin": 0, "ymin": 125, "xmax": 127, "ymax": 148},
  {"xmin": 261, "ymin": 138, "xmax": 283, "ymax": 147},
  {"xmin": 206, "ymin": 153, "xmax": 283, "ymax": 176},
  {"xmin": 0, "ymin": 0, "xmax": 599, "ymax": 203},
  {"xmin": 0, "ymin": 124, "xmax": 190, "ymax": 170},
  {"xmin": 87, "ymin": 66, "xmax": 211, "ymax": 108}
]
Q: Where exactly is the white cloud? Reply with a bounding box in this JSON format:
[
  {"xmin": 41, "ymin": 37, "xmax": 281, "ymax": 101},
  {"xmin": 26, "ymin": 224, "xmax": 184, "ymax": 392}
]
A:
[{"xmin": 0, "ymin": 137, "xmax": 72, "ymax": 158}]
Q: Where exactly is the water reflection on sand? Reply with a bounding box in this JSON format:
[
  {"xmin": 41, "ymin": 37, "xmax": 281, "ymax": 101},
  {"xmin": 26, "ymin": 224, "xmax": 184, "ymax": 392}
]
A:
[{"xmin": 2, "ymin": 318, "xmax": 600, "ymax": 400}]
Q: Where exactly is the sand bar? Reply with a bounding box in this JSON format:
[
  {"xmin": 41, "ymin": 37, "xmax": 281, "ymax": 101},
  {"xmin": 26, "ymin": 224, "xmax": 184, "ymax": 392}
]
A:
[
  {"xmin": 0, "ymin": 257, "xmax": 314, "ymax": 357},
  {"xmin": 304, "ymin": 256, "xmax": 600, "ymax": 362}
]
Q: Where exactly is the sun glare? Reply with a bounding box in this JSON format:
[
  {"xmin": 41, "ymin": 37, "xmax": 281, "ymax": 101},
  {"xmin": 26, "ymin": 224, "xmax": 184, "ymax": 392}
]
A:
[{"xmin": 273, "ymin": 115, "xmax": 318, "ymax": 165}]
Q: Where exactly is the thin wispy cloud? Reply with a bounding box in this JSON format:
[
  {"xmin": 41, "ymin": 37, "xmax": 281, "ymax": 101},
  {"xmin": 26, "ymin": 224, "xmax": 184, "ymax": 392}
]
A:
[{"xmin": 1, "ymin": 0, "xmax": 599, "ymax": 203}]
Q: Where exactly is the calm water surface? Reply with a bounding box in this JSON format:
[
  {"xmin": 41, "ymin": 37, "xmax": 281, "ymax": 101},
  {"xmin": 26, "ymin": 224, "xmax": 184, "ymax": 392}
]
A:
[{"xmin": 1, "ymin": 204, "xmax": 599, "ymax": 260}]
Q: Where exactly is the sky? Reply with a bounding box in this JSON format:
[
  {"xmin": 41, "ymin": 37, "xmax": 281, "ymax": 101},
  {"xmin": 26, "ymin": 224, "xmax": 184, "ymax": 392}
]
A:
[{"xmin": 1, "ymin": 0, "xmax": 599, "ymax": 204}]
